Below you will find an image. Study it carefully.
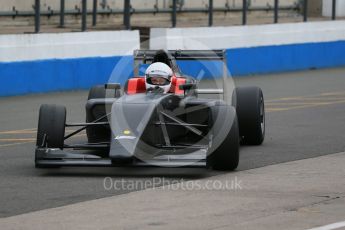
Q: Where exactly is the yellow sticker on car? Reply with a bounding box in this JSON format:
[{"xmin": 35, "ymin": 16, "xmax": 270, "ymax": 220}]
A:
[{"xmin": 123, "ymin": 130, "xmax": 131, "ymax": 135}]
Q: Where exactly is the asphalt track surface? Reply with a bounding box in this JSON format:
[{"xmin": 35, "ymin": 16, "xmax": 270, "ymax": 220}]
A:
[{"xmin": 1, "ymin": 67, "xmax": 345, "ymax": 217}]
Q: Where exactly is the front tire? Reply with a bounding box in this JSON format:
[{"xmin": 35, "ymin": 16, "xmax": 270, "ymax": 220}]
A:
[
  {"xmin": 207, "ymin": 113, "xmax": 240, "ymax": 171},
  {"xmin": 36, "ymin": 104, "xmax": 66, "ymax": 149},
  {"xmin": 235, "ymin": 87, "xmax": 265, "ymax": 145}
]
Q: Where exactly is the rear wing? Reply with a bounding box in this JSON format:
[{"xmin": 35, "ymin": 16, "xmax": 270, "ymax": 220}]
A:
[
  {"xmin": 134, "ymin": 49, "xmax": 225, "ymax": 61},
  {"xmin": 133, "ymin": 49, "xmax": 230, "ymax": 103}
]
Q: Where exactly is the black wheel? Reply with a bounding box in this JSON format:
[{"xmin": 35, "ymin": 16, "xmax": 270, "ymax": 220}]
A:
[
  {"xmin": 207, "ymin": 109, "xmax": 240, "ymax": 171},
  {"xmin": 88, "ymin": 84, "xmax": 120, "ymax": 100},
  {"xmin": 86, "ymin": 85, "xmax": 110, "ymax": 143},
  {"xmin": 88, "ymin": 85, "xmax": 106, "ymax": 100},
  {"xmin": 234, "ymin": 87, "xmax": 265, "ymax": 145},
  {"xmin": 36, "ymin": 104, "xmax": 66, "ymax": 148}
]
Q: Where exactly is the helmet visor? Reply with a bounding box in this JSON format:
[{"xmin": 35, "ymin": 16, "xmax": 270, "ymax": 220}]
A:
[{"xmin": 146, "ymin": 75, "xmax": 171, "ymax": 86}]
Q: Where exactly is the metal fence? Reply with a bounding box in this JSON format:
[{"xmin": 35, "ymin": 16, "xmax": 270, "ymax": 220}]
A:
[{"xmin": 2, "ymin": 0, "xmax": 340, "ymax": 33}]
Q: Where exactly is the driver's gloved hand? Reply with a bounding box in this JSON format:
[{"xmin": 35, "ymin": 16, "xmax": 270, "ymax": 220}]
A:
[{"xmin": 147, "ymin": 86, "xmax": 165, "ymax": 94}]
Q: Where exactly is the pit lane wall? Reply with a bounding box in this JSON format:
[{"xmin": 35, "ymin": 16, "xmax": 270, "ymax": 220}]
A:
[
  {"xmin": 0, "ymin": 31, "xmax": 139, "ymax": 96},
  {"xmin": 150, "ymin": 20, "xmax": 345, "ymax": 77}
]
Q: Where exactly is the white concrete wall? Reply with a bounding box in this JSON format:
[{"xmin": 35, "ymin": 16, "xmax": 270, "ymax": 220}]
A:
[
  {"xmin": 322, "ymin": 0, "xmax": 345, "ymax": 17},
  {"xmin": 0, "ymin": 30, "xmax": 140, "ymax": 62},
  {"xmin": 150, "ymin": 20, "xmax": 345, "ymax": 50}
]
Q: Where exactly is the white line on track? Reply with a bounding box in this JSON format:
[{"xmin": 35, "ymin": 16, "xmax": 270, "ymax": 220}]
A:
[{"xmin": 308, "ymin": 221, "xmax": 345, "ymax": 230}]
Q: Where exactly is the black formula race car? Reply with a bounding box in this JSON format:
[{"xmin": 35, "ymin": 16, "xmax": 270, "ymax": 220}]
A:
[{"xmin": 35, "ymin": 50, "xmax": 265, "ymax": 171}]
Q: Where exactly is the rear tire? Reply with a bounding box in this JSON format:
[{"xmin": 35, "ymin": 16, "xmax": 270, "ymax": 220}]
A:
[
  {"xmin": 87, "ymin": 85, "xmax": 106, "ymax": 100},
  {"xmin": 86, "ymin": 85, "xmax": 110, "ymax": 143},
  {"xmin": 235, "ymin": 87, "xmax": 265, "ymax": 145},
  {"xmin": 36, "ymin": 104, "xmax": 66, "ymax": 149},
  {"xmin": 207, "ymin": 114, "xmax": 240, "ymax": 171}
]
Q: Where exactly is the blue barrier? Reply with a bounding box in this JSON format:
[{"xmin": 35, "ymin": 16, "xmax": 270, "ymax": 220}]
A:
[
  {"xmin": 1, "ymin": 40, "xmax": 345, "ymax": 97},
  {"xmin": 227, "ymin": 40, "xmax": 345, "ymax": 76},
  {"xmin": 177, "ymin": 40, "xmax": 345, "ymax": 78},
  {"xmin": 0, "ymin": 56, "xmax": 133, "ymax": 97}
]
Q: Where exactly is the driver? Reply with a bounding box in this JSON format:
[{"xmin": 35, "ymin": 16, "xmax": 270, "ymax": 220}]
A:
[{"xmin": 145, "ymin": 62, "xmax": 173, "ymax": 93}]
